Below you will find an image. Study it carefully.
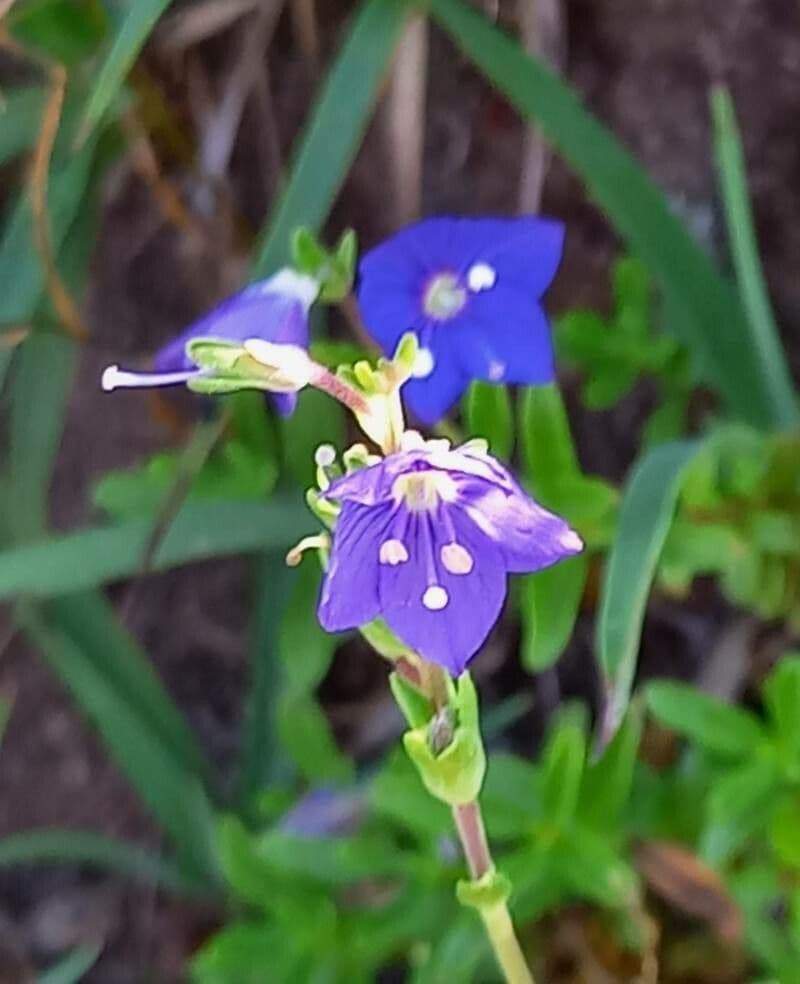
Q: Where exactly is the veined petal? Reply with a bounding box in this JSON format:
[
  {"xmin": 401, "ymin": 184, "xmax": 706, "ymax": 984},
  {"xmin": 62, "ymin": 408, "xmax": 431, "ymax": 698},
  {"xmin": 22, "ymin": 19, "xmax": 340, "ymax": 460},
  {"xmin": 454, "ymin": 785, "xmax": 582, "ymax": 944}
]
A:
[
  {"xmin": 378, "ymin": 506, "xmax": 506, "ymax": 675},
  {"xmin": 461, "ymin": 481, "xmax": 583, "ymax": 573},
  {"xmin": 317, "ymin": 501, "xmax": 392, "ymax": 631}
]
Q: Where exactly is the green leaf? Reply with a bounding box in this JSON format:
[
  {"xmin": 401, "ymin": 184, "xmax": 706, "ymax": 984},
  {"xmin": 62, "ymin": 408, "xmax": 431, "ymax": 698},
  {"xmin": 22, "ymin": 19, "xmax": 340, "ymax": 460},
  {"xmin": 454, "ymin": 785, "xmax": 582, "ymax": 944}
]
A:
[
  {"xmin": 518, "ymin": 383, "xmax": 580, "ymax": 505},
  {"xmin": 370, "ymin": 749, "xmax": 450, "ymax": 840},
  {"xmin": 540, "ymin": 709, "xmax": 587, "ymax": 830},
  {"xmin": 464, "ymin": 381, "xmax": 513, "ymax": 460},
  {"xmin": 0, "ymin": 87, "xmax": 47, "ymax": 164},
  {"xmin": 769, "ymin": 795, "xmax": 800, "ymax": 871},
  {"xmin": 36, "ymin": 945, "xmax": 101, "ymax": 984},
  {"xmin": 549, "ymin": 828, "xmax": 638, "ymax": 909},
  {"xmin": 429, "ymin": 0, "xmax": 797, "ymax": 431},
  {"xmin": 0, "ymin": 829, "xmax": 199, "ymax": 895},
  {"xmin": 711, "ymin": 86, "xmax": 796, "ymax": 430},
  {"xmin": 8, "ymin": 333, "xmax": 75, "ymax": 541},
  {"xmin": 239, "ymin": 553, "xmax": 294, "ymax": 802},
  {"xmin": 0, "ymin": 138, "xmax": 97, "ymax": 328},
  {"xmin": 9, "ymin": 0, "xmax": 108, "ymax": 66},
  {"xmin": 597, "ymin": 440, "xmax": 701, "ymax": 744},
  {"xmin": 191, "ymin": 922, "xmax": 296, "ymax": 984},
  {"xmin": 79, "ymin": 0, "xmax": 173, "ymax": 138},
  {"xmin": 520, "ymin": 553, "xmax": 587, "ymax": 672},
  {"xmin": 281, "ymin": 388, "xmax": 345, "ymax": 487},
  {"xmin": 701, "ymin": 757, "xmax": 780, "ymax": 864},
  {"xmin": 763, "ymin": 655, "xmax": 800, "ymax": 765},
  {"xmin": 280, "ymin": 561, "xmax": 339, "ymax": 695},
  {"xmin": 252, "ymin": 0, "xmax": 411, "ymax": 276},
  {"xmin": 580, "ymin": 700, "xmax": 644, "ymax": 834},
  {"xmin": 647, "ymin": 680, "xmax": 765, "ymax": 758},
  {"xmin": 0, "ymin": 497, "xmax": 311, "ymax": 600},
  {"xmin": 277, "ymin": 694, "xmax": 353, "ymax": 785},
  {"xmin": 18, "ymin": 598, "xmax": 220, "ymax": 888}
]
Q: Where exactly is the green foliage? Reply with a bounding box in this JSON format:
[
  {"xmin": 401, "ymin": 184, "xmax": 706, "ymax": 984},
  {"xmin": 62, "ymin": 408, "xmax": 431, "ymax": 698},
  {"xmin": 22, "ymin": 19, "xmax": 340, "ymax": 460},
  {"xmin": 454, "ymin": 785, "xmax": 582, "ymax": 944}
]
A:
[
  {"xmin": 464, "ymin": 381, "xmax": 513, "ymax": 461},
  {"xmin": 292, "ymin": 227, "xmax": 358, "ymax": 302}
]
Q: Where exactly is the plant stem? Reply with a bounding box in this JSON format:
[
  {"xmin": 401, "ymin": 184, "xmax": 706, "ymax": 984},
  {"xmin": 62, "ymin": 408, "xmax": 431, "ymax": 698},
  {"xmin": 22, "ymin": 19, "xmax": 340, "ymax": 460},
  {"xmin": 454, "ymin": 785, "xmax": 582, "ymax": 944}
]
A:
[{"xmin": 452, "ymin": 802, "xmax": 535, "ymax": 984}]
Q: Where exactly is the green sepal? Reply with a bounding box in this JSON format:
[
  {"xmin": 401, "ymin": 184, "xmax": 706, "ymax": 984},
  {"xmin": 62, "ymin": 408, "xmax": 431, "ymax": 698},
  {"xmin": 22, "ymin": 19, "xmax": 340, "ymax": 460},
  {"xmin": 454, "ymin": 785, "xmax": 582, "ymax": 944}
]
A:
[
  {"xmin": 305, "ymin": 488, "xmax": 339, "ymax": 529},
  {"xmin": 187, "ymin": 338, "xmax": 249, "ymax": 373},
  {"xmin": 389, "ymin": 671, "xmax": 434, "ymax": 729},
  {"xmin": 360, "ymin": 618, "xmax": 409, "ymax": 659},
  {"xmin": 456, "ymin": 869, "xmax": 512, "ymax": 911},
  {"xmin": 402, "ymin": 672, "xmax": 486, "ymax": 806}
]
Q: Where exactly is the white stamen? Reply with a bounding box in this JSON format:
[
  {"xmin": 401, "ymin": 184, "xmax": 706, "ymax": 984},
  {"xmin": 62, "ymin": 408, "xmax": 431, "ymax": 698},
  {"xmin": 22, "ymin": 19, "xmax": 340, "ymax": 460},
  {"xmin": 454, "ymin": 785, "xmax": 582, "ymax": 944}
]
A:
[
  {"xmin": 467, "ymin": 262, "xmax": 497, "ymax": 293},
  {"xmin": 422, "ymin": 585, "xmax": 449, "ymax": 610},
  {"xmin": 314, "ymin": 444, "xmax": 336, "ymax": 467},
  {"xmin": 411, "ymin": 347, "xmax": 435, "ymax": 379},
  {"xmin": 400, "ymin": 430, "xmax": 426, "ymax": 451},
  {"xmin": 488, "ymin": 359, "xmax": 506, "ymax": 381},
  {"xmin": 243, "ymin": 339, "xmax": 317, "ymax": 389},
  {"xmin": 379, "ymin": 538, "xmax": 409, "ymax": 565},
  {"xmin": 441, "ymin": 543, "xmax": 474, "ymax": 575},
  {"xmin": 560, "ymin": 530, "xmax": 584, "ymax": 552},
  {"xmin": 101, "ymin": 365, "xmax": 199, "ymax": 392}
]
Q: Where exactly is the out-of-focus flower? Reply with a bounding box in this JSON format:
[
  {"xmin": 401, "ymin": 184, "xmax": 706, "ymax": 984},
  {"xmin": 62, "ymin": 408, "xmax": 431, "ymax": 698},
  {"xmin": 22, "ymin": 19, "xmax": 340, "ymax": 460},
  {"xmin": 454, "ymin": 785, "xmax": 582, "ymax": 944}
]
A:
[
  {"xmin": 357, "ymin": 216, "xmax": 564, "ymax": 424},
  {"xmin": 317, "ymin": 432, "xmax": 582, "ymax": 675},
  {"xmin": 101, "ymin": 269, "xmax": 319, "ymax": 416}
]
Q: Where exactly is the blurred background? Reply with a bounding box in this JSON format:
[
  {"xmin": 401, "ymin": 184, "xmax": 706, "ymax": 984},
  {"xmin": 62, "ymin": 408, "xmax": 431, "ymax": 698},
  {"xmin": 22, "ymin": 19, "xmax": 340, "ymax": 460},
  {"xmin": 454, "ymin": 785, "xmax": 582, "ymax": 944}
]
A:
[{"xmin": 0, "ymin": 1, "xmax": 798, "ymax": 982}]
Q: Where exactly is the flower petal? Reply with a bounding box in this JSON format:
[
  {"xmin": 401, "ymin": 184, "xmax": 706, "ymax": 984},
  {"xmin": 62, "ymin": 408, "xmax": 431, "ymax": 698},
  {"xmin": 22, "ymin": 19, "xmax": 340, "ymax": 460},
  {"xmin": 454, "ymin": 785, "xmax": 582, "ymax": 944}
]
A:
[
  {"xmin": 378, "ymin": 507, "xmax": 506, "ymax": 675},
  {"xmin": 461, "ymin": 480, "xmax": 583, "ymax": 573},
  {"xmin": 401, "ymin": 342, "xmax": 469, "ymax": 425},
  {"xmin": 454, "ymin": 290, "xmax": 554, "ymax": 385},
  {"xmin": 154, "ymin": 291, "xmax": 309, "ymax": 373},
  {"xmin": 317, "ymin": 501, "xmax": 392, "ymax": 631}
]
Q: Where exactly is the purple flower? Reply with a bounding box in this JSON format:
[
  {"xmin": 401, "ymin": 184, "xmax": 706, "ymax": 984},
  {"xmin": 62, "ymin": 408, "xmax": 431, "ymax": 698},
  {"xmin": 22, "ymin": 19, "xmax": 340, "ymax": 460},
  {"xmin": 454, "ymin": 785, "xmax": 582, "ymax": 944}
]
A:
[
  {"xmin": 101, "ymin": 270, "xmax": 318, "ymax": 416},
  {"xmin": 357, "ymin": 216, "xmax": 564, "ymax": 424},
  {"xmin": 317, "ymin": 436, "xmax": 582, "ymax": 675}
]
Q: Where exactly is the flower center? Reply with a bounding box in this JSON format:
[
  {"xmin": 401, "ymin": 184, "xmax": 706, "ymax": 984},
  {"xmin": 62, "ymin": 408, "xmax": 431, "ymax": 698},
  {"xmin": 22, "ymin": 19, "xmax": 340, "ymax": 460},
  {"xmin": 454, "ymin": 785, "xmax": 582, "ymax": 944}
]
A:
[
  {"xmin": 422, "ymin": 273, "xmax": 467, "ymax": 321},
  {"xmin": 392, "ymin": 470, "xmax": 456, "ymax": 512}
]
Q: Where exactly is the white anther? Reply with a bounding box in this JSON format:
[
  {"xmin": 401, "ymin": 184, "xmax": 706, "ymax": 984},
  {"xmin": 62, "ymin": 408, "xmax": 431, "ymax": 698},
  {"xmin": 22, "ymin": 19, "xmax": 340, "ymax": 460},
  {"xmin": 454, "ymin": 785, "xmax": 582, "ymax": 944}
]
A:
[
  {"xmin": 411, "ymin": 347, "xmax": 435, "ymax": 378},
  {"xmin": 467, "ymin": 262, "xmax": 497, "ymax": 292},
  {"xmin": 441, "ymin": 543, "xmax": 474, "ymax": 575},
  {"xmin": 560, "ymin": 530, "xmax": 584, "ymax": 552},
  {"xmin": 379, "ymin": 539, "xmax": 409, "ymax": 565},
  {"xmin": 422, "ymin": 585, "xmax": 449, "ymax": 610},
  {"xmin": 314, "ymin": 444, "xmax": 336, "ymax": 467},
  {"xmin": 488, "ymin": 359, "xmax": 506, "ymax": 381}
]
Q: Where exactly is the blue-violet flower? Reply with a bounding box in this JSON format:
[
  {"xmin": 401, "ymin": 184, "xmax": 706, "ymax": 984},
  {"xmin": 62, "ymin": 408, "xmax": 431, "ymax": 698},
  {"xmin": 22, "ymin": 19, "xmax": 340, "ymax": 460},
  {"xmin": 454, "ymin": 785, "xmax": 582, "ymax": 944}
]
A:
[
  {"xmin": 101, "ymin": 269, "xmax": 318, "ymax": 416},
  {"xmin": 357, "ymin": 216, "xmax": 564, "ymax": 424},
  {"xmin": 317, "ymin": 433, "xmax": 582, "ymax": 674}
]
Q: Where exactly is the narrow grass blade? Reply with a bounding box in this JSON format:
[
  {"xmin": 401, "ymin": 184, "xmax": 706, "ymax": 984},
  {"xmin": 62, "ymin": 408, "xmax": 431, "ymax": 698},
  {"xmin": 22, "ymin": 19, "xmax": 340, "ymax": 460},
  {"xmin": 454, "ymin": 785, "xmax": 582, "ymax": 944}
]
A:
[
  {"xmin": 0, "ymin": 829, "xmax": 201, "ymax": 895},
  {"xmin": 0, "ymin": 87, "xmax": 47, "ymax": 164},
  {"xmin": 430, "ymin": 0, "xmax": 798, "ymax": 431},
  {"xmin": 253, "ymin": 0, "xmax": 412, "ymax": 276},
  {"xmin": 596, "ymin": 440, "xmax": 701, "ymax": 747},
  {"xmin": 78, "ymin": 0, "xmax": 174, "ymax": 139},
  {"xmin": 464, "ymin": 381, "xmax": 513, "ymax": 460},
  {"xmin": 36, "ymin": 945, "xmax": 101, "ymax": 984},
  {"xmin": 711, "ymin": 85, "xmax": 795, "ymax": 426},
  {"xmin": 19, "ymin": 598, "xmax": 221, "ymax": 888},
  {"xmin": 0, "ymin": 497, "xmax": 311, "ymax": 600},
  {"xmin": 46, "ymin": 591, "xmax": 206, "ymax": 777},
  {"xmin": 8, "ymin": 332, "xmax": 75, "ymax": 541},
  {"xmin": 239, "ymin": 553, "xmax": 295, "ymax": 802}
]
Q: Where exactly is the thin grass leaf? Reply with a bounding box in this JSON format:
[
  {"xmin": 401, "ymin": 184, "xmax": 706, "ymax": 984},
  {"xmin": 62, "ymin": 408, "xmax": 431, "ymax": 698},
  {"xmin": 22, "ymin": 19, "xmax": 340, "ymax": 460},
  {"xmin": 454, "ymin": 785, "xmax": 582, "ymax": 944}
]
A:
[
  {"xmin": 252, "ymin": 0, "xmax": 412, "ymax": 276},
  {"xmin": 8, "ymin": 333, "xmax": 75, "ymax": 541},
  {"xmin": 711, "ymin": 85, "xmax": 795, "ymax": 426},
  {"xmin": 78, "ymin": 0, "xmax": 174, "ymax": 139},
  {"xmin": 36, "ymin": 945, "xmax": 101, "ymax": 984},
  {"xmin": 0, "ymin": 696, "xmax": 10, "ymax": 745},
  {"xmin": 46, "ymin": 591, "xmax": 207, "ymax": 776},
  {"xmin": 0, "ymin": 497, "xmax": 311, "ymax": 600},
  {"xmin": 430, "ymin": 0, "xmax": 798, "ymax": 431},
  {"xmin": 464, "ymin": 381, "xmax": 513, "ymax": 460},
  {"xmin": 0, "ymin": 86, "xmax": 47, "ymax": 163},
  {"xmin": 239, "ymin": 553, "xmax": 294, "ymax": 802},
  {"xmin": 596, "ymin": 440, "xmax": 701, "ymax": 748},
  {"xmin": 19, "ymin": 598, "xmax": 221, "ymax": 888},
  {"xmin": 0, "ymin": 829, "xmax": 201, "ymax": 895}
]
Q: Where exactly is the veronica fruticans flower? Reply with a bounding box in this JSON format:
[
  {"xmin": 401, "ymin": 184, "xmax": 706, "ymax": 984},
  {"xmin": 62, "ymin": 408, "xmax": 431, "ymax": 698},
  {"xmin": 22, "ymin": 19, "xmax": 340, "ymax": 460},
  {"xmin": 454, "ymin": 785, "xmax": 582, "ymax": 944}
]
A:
[
  {"xmin": 357, "ymin": 216, "xmax": 564, "ymax": 424},
  {"xmin": 101, "ymin": 269, "xmax": 318, "ymax": 416},
  {"xmin": 317, "ymin": 434, "xmax": 582, "ymax": 675}
]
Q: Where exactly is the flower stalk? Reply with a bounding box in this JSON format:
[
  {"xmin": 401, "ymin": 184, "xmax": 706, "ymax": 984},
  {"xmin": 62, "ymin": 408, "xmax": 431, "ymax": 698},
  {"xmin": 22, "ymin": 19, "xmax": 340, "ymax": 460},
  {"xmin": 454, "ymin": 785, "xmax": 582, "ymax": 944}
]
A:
[{"xmin": 395, "ymin": 660, "xmax": 536, "ymax": 984}]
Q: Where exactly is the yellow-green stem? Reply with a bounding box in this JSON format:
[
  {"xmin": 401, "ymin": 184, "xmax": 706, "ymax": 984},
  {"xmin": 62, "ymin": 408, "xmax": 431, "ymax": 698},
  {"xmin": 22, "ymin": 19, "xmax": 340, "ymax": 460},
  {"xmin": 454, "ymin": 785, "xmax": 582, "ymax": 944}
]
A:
[{"xmin": 452, "ymin": 802, "xmax": 535, "ymax": 984}]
